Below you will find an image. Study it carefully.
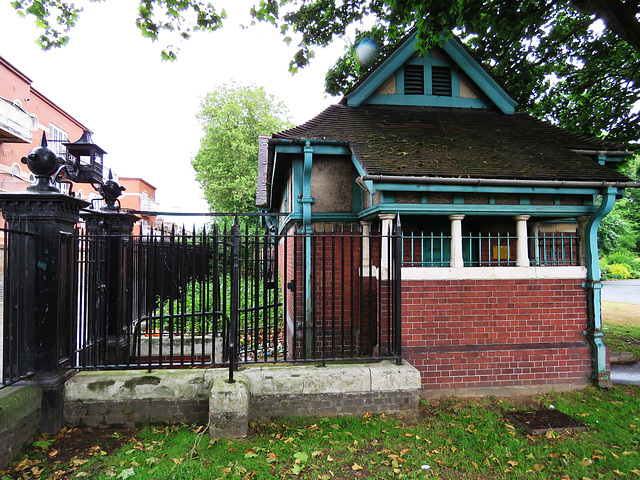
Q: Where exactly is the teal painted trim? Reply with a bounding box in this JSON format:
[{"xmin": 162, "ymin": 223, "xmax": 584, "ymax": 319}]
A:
[
  {"xmin": 356, "ymin": 203, "xmax": 597, "ymax": 218},
  {"xmin": 292, "ymin": 157, "xmax": 303, "ymax": 215},
  {"xmin": 366, "ymin": 94, "xmax": 489, "ymax": 109},
  {"xmin": 345, "ymin": 35, "xmax": 420, "ymax": 106},
  {"xmin": 369, "ymin": 182, "xmax": 601, "ymax": 196},
  {"xmin": 585, "ymin": 190, "xmax": 617, "ymax": 282},
  {"xmin": 520, "ymin": 195, "xmax": 530, "ymax": 205},
  {"xmin": 442, "ymin": 39, "xmax": 517, "ymax": 114},
  {"xmin": 299, "ymin": 142, "xmax": 314, "ymax": 231},
  {"xmin": 584, "ymin": 188, "xmax": 618, "ymax": 388},
  {"xmin": 351, "ymin": 153, "xmax": 367, "ymax": 177},
  {"xmin": 274, "ymin": 144, "xmax": 351, "ymax": 156},
  {"xmin": 453, "ymin": 194, "xmax": 464, "ymax": 204},
  {"xmin": 451, "ymin": 68, "xmax": 461, "ymax": 97},
  {"xmin": 352, "ymin": 170, "xmax": 363, "ymax": 212}
]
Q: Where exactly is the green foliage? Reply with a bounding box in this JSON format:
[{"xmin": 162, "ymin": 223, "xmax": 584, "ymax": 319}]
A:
[
  {"xmin": 321, "ymin": 2, "xmax": 640, "ymax": 143},
  {"xmin": 191, "ymin": 82, "xmax": 292, "ymax": 213},
  {"xmin": 11, "ymin": 0, "xmax": 226, "ymax": 60},
  {"xmin": 599, "ymin": 154, "xmax": 640, "ymax": 259},
  {"xmin": 605, "ymin": 263, "xmax": 631, "ymax": 280},
  {"xmin": 7, "ymin": 387, "xmax": 640, "ymax": 478},
  {"xmin": 12, "ymin": 1, "xmax": 640, "ymax": 142},
  {"xmin": 603, "ymin": 323, "xmax": 640, "ymax": 360}
]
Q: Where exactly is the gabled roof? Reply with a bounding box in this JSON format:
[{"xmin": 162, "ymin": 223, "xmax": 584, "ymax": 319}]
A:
[
  {"xmin": 342, "ymin": 31, "xmax": 518, "ymax": 115},
  {"xmin": 273, "ymin": 104, "xmax": 630, "ymax": 182}
]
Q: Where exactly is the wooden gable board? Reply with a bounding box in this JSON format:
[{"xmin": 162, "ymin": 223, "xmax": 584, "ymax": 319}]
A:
[{"xmin": 344, "ymin": 32, "xmax": 517, "ymax": 115}]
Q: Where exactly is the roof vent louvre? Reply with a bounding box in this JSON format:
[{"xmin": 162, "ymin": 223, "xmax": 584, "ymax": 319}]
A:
[
  {"xmin": 403, "ymin": 65, "xmax": 424, "ymax": 95},
  {"xmin": 432, "ymin": 66, "xmax": 452, "ymax": 96}
]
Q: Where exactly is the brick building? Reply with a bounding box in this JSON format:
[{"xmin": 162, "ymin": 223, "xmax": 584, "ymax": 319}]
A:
[
  {"xmin": 256, "ymin": 31, "xmax": 638, "ymax": 396},
  {"xmin": 0, "ymin": 54, "xmax": 91, "ymax": 198},
  {"xmin": 118, "ymin": 177, "xmax": 158, "ymax": 235}
]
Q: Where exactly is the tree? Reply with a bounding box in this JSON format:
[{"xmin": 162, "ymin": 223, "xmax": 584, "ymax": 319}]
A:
[
  {"xmin": 12, "ymin": 1, "xmax": 640, "ymax": 143},
  {"xmin": 192, "ymin": 82, "xmax": 292, "ymax": 213}
]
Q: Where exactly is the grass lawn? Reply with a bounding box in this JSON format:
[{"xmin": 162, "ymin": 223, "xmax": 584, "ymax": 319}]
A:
[
  {"xmin": 2, "ymin": 386, "xmax": 640, "ymax": 479},
  {"xmin": 602, "ymin": 301, "xmax": 640, "ymax": 359}
]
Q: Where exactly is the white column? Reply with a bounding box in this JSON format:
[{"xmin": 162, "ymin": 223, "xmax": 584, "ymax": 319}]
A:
[
  {"xmin": 449, "ymin": 214, "xmax": 465, "ymax": 268},
  {"xmin": 379, "ymin": 214, "xmax": 396, "ymax": 280},
  {"xmin": 360, "ymin": 220, "xmax": 372, "ymax": 276},
  {"xmin": 515, "ymin": 215, "xmax": 531, "ymax": 267}
]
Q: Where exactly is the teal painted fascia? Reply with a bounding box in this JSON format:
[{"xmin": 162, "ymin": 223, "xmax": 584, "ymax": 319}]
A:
[
  {"xmin": 345, "ymin": 34, "xmax": 420, "ymax": 107},
  {"xmin": 356, "ymin": 203, "xmax": 597, "ymax": 218},
  {"xmin": 442, "ymin": 39, "xmax": 517, "ymax": 115},
  {"xmin": 274, "ymin": 144, "xmax": 351, "ymax": 156},
  {"xmin": 367, "ymin": 182, "xmax": 600, "ymax": 196},
  {"xmin": 366, "ymin": 94, "xmax": 489, "ymax": 109}
]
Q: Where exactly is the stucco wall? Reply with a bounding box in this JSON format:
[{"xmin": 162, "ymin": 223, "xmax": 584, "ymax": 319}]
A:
[{"xmin": 311, "ymin": 157, "xmax": 353, "ymax": 213}]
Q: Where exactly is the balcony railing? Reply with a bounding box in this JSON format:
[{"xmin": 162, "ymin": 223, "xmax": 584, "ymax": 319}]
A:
[
  {"xmin": 402, "ymin": 230, "xmax": 580, "ymax": 267},
  {"xmin": 0, "ymin": 97, "xmax": 35, "ymax": 144}
]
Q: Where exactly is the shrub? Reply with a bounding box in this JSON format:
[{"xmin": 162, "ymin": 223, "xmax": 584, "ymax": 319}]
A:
[{"xmin": 605, "ymin": 263, "xmax": 631, "ymax": 280}]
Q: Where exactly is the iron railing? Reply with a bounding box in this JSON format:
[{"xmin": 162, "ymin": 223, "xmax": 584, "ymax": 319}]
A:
[
  {"xmin": 402, "ymin": 230, "xmax": 580, "ymax": 267},
  {"xmin": 71, "ymin": 216, "xmax": 402, "ymax": 377},
  {"xmin": 1, "ymin": 222, "xmax": 36, "ymax": 387}
]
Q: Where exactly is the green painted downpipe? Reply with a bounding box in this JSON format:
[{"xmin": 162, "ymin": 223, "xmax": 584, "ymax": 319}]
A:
[{"xmin": 583, "ymin": 188, "xmax": 618, "ymax": 388}]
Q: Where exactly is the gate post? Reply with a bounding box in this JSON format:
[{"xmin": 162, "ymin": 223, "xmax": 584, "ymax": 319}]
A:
[
  {"xmin": 81, "ymin": 206, "xmax": 139, "ymax": 366},
  {"xmin": 0, "ymin": 138, "xmax": 89, "ymax": 432}
]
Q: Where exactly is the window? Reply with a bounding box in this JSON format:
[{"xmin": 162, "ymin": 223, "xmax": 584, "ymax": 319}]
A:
[
  {"xmin": 11, "ymin": 164, "xmax": 21, "ymax": 178},
  {"xmin": 49, "ymin": 124, "xmax": 68, "ymax": 157},
  {"xmin": 431, "ymin": 66, "xmax": 452, "ymax": 96},
  {"xmin": 403, "ymin": 65, "xmax": 424, "ymax": 95}
]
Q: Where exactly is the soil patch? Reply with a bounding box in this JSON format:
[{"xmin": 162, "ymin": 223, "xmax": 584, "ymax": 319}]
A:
[{"xmin": 0, "ymin": 427, "xmax": 137, "ymax": 479}]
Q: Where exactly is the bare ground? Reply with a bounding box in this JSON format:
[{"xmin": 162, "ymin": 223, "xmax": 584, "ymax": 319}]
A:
[{"xmin": 602, "ymin": 301, "xmax": 640, "ymax": 327}]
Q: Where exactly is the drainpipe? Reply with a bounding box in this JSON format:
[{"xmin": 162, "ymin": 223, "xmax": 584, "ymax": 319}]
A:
[
  {"xmin": 299, "ymin": 141, "xmax": 315, "ymax": 356},
  {"xmin": 583, "ymin": 188, "xmax": 618, "ymax": 388}
]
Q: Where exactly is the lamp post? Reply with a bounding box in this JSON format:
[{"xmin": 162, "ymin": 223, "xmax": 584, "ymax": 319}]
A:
[{"xmin": 62, "ymin": 130, "xmax": 105, "ymax": 187}]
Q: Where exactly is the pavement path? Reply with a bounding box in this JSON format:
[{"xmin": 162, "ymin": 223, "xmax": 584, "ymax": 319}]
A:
[
  {"xmin": 602, "ymin": 280, "xmax": 640, "ymax": 304},
  {"xmin": 602, "ymin": 280, "xmax": 639, "ymax": 385}
]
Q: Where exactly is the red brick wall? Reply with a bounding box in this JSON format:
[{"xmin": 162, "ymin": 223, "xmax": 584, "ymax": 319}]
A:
[{"xmin": 402, "ymin": 278, "xmax": 591, "ymax": 390}]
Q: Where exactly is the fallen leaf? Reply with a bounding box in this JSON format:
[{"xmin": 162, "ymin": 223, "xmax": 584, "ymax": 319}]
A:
[
  {"xmin": 351, "ymin": 463, "xmax": 363, "ymax": 471},
  {"xmin": 534, "ymin": 464, "xmax": 545, "ymax": 472},
  {"xmin": 507, "ymin": 460, "xmax": 518, "ymax": 467},
  {"xmin": 116, "ymin": 468, "xmax": 135, "ymax": 480},
  {"xmin": 582, "ymin": 458, "xmax": 593, "ymax": 466}
]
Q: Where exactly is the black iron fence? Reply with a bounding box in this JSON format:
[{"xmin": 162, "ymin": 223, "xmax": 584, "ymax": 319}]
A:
[
  {"xmin": 1, "ymin": 222, "xmax": 36, "ymax": 387},
  {"xmin": 70, "ymin": 216, "xmax": 402, "ymax": 379}
]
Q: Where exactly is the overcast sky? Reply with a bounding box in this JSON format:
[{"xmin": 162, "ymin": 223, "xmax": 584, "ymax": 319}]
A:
[{"xmin": 0, "ymin": 0, "xmax": 348, "ymax": 221}]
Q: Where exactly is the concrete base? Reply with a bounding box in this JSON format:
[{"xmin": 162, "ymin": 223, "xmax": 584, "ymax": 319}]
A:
[
  {"xmin": 64, "ymin": 361, "xmax": 421, "ymax": 431},
  {"xmin": 0, "ymin": 386, "xmax": 42, "ymax": 468},
  {"xmin": 209, "ymin": 379, "xmax": 248, "ymax": 438}
]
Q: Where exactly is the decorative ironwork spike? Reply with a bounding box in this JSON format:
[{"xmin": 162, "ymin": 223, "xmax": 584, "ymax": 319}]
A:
[{"xmin": 40, "ymin": 131, "xmax": 48, "ymax": 147}]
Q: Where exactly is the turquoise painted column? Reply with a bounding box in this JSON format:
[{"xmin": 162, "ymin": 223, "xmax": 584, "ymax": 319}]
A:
[
  {"xmin": 583, "ymin": 188, "xmax": 617, "ymax": 388},
  {"xmin": 299, "ymin": 142, "xmax": 315, "ymax": 356}
]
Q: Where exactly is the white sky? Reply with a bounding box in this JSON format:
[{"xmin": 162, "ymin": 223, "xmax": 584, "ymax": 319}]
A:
[{"xmin": 0, "ymin": 0, "xmax": 348, "ymax": 221}]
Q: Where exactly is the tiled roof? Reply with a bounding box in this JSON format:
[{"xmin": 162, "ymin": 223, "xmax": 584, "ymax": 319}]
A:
[{"xmin": 274, "ymin": 104, "xmax": 630, "ymax": 182}]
